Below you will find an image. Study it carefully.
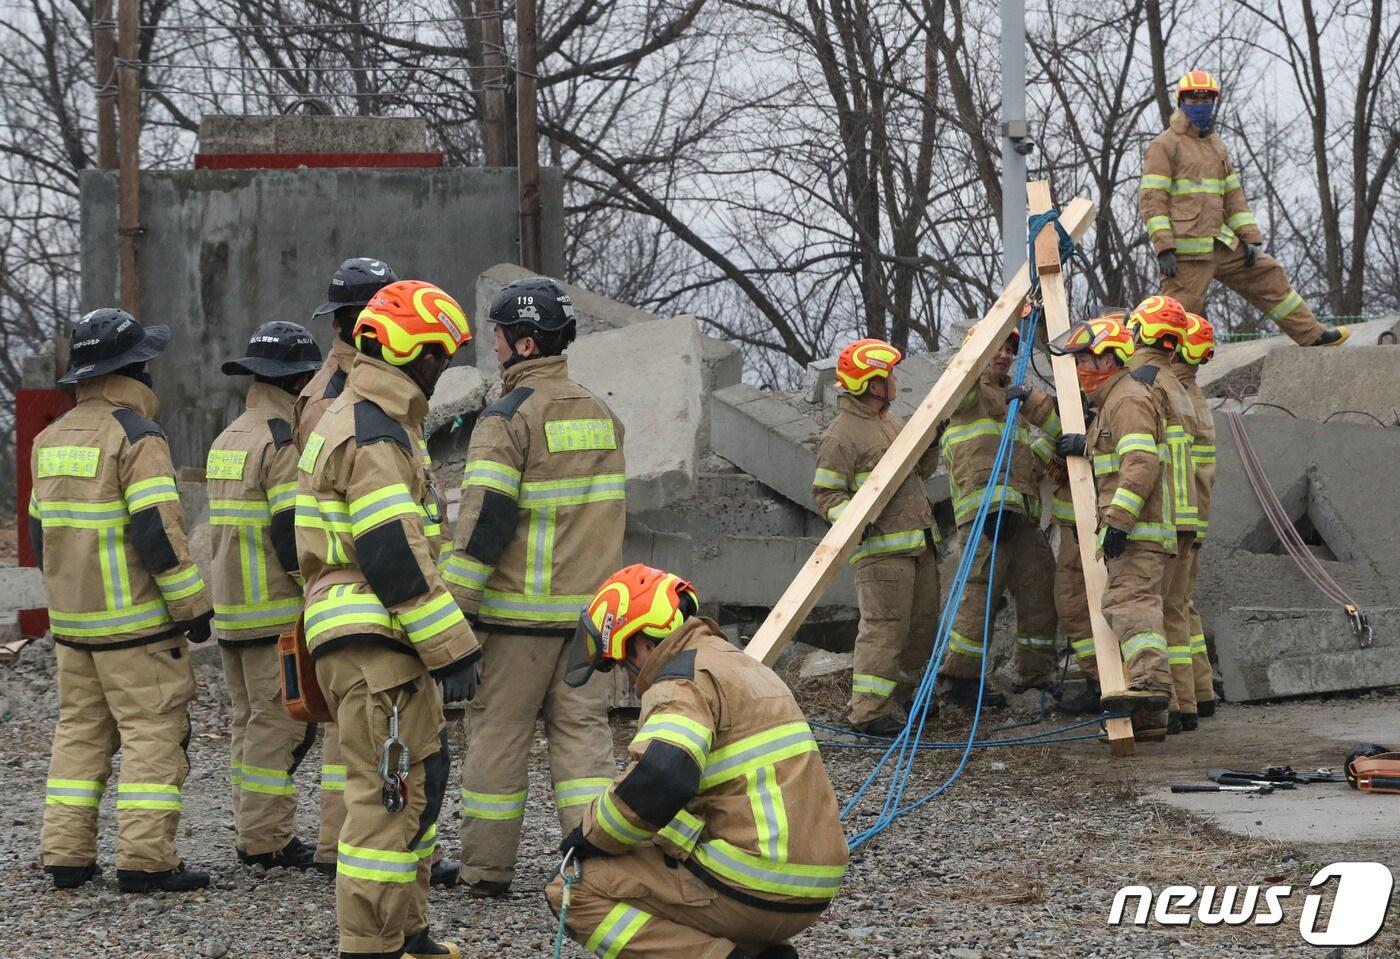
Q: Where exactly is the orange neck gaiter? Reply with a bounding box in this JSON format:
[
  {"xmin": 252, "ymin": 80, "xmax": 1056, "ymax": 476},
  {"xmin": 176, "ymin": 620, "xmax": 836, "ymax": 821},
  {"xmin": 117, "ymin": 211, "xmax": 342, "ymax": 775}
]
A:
[{"xmin": 1077, "ymin": 364, "xmax": 1118, "ymax": 395}]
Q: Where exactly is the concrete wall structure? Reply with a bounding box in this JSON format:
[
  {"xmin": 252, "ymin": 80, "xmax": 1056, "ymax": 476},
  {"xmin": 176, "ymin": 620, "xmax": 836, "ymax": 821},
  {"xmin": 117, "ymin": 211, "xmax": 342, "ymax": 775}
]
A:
[{"xmin": 80, "ymin": 167, "xmax": 564, "ymax": 467}]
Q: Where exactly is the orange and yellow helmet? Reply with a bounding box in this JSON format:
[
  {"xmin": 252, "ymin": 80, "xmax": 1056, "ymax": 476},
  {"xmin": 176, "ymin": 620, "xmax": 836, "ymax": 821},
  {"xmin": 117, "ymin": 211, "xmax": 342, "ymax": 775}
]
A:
[
  {"xmin": 564, "ymin": 564, "xmax": 699, "ymax": 687},
  {"xmin": 1179, "ymin": 312, "xmax": 1216, "ymax": 365},
  {"xmin": 836, "ymin": 338, "xmax": 901, "ymax": 395},
  {"xmin": 1047, "ymin": 314, "xmax": 1135, "ymax": 365},
  {"xmin": 354, "ymin": 280, "xmax": 472, "ymax": 366},
  {"xmin": 1177, "ymin": 70, "xmax": 1221, "ymax": 99},
  {"xmin": 1129, "ymin": 294, "xmax": 1189, "ymax": 349}
]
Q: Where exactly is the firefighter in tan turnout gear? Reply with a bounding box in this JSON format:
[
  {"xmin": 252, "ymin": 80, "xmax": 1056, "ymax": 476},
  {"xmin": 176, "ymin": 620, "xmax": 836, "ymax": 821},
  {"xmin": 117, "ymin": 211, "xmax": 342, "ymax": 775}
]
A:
[
  {"xmin": 1049, "ymin": 314, "xmax": 1174, "ymax": 742},
  {"xmin": 1177, "ymin": 313, "xmax": 1220, "ymax": 717},
  {"xmin": 296, "ymin": 280, "xmax": 481, "ymax": 959},
  {"xmin": 209, "ymin": 322, "xmax": 324, "ymax": 868},
  {"xmin": 936, "ymin": 323, "xmax": 1060, "ymax": 708},
  {"xmin": 547, "ymin": 565, "xmax": 848, "ymax": 959},
  {"xmin": 444, "ymin": 276, "xmax": 623, "ymax": 895},
  {"xmin": 31, "ymin": 309, "xmax": 213, "ymax": 892},
  {"xmin": 812, "ymin": 339, "xmax": 940, "ymax": 736},
  {"xmin": 1142, "ymin": 70, "xmax": 1347, "ymax": 347},
  {"xmin": 295, "ymin": 257, "xmax": 400, "ymax": 874}
]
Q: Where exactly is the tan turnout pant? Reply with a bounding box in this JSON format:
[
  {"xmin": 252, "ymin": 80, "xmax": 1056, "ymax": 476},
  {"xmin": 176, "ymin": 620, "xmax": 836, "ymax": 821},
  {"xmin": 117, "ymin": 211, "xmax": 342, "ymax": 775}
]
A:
[
  {"xmin": 317, "ymin": 644, "xmax": 448, "ymax": 957},
  {"xmin": 850, "ymin": 546, "xmax": 940, "ymax": 726},
  {"xmin": 42, "ymin": 636, "xmax": 196, "ymax": 873},
  {"xmin": 222, "ymin": 640, "xmax": 316, "ymax": 855},
  {"xmin": 459, "ymin": 630, "xmax": 616, "ymax": 887},
  {"xmin": 1163, "ymin": 533, "xmax": 1198, "ymax": 715},
  {"xmin": 1187, "ymin": 542, "xmax": 1215, "ymax": 705},
  {"xmin": 1101, "ymin": 541, "xmax": 1172, "ymax": 691},
  {"xmin": 1054, "ymin": 525, "xmax": 1097, "ymax": 681},
  {"xmin": 316, "ymin": 723, "xmax": 348, "ymax": 865},
  {"xmin": 940, "ymin": 517, "xmax": 1058, "ymax": 682},
  {"xmin": 1162, "ymin": 242, "xmax": 1325, "ymax": 346},
  {"xmin": 545, "ymin": 844, "xmax": 824, "ymax": 959}
]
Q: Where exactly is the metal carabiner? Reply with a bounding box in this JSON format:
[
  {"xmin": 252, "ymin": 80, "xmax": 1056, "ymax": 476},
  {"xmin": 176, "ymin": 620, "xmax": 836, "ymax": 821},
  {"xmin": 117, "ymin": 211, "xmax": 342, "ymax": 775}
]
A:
[
  {"xmin": 379, "ymin": 701, "xmax": 411, "ymax": 813},
  {"xmin": 1345, "ymin": 605, "xmax": 1373, "ymax": 649}
]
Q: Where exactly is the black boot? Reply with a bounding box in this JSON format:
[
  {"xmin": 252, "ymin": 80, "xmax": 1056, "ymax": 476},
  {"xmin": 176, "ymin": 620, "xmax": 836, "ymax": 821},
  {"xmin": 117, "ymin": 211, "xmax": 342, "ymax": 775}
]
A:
[
  {"xmin": 117, "ymin": 862, "xmax": 210, "ymax": 893},
  {"xmin": 726, "ymin": 950, "xmax": 756, "ymax": 959},
  {"xmin": 237, "ymin": 837, "xmax": 316, "ymax": 870},
  {"xmin": 1197, "ymin": 699, "xmax": 1217, "ymax": 718},
  {"xmin": 429, "ymin": 858, "xmax": 461, "ymax": 887},
  {"xmin": 850, "ymin": 714, "xmax": 906, "ymax": 737},
  {"xmin": 47, "ymin": 863, "xmax": 99, "ymax": 889},
  {"xmin": 1167, "ymin": 712, "xmax": 1184, "ymax": 736},
  {"xmin": 464, "ymin": 878, "xmax": 511, "ymax": 899},
  {"xmin": 1180, "ymin": 712, "xmax": 1199, "ymax": 732},
  {"xmin": 402, "ymin": 928, "xmax": 462, "ymax": 958},
  {"xmin": 941, "ymin": 677, "xmax": 1006, "ymax": 709},
  {"xmin": 759, "ymin": 946, "xmax": 799, "ymax": 959}
]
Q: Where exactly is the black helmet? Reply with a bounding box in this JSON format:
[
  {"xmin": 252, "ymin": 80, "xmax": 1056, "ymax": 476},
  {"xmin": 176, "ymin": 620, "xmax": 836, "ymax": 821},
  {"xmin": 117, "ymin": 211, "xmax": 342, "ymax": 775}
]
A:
[
  {"xmin": 222, "ymin": 321, "xmax": 324, "ymax": 378},
  {"xmin": 488, "ymin": 277, "xmax": 577, "ymax": 334},
  {"xmin": 59, "ymin": 308, "xmax": 171, "ymax": 385},
  {"xmin": 311, "ymin": 257, "xmax": 398, "ymax": 318}
]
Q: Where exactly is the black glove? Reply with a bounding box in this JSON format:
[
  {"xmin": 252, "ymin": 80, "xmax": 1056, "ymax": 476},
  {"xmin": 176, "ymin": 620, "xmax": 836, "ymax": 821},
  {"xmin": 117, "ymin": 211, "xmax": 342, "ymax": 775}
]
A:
[
  {"xmin": 1006, "ymin": 383, "xmax": 1033, "ymax": 404},
  {"xmin": 1057, "ymin": 433, "xmax": 1087, "ymax": 458},
  {"xmin": 1157, "ymin": 250, "xmax": 1177, "ymax": 277},
  {"xmin": 1242, "ymin": 243, "xmax": 1260, "ymax": 268},
  {"xmin": 560, "ymin": 826, "xmax": 603, "ymax": 862},
  {"xmin": 181, "ymin": 610, "xmax": 214, "ymax": 644},
  {"xmin": 432, "ymin": 651, "xmax": 482, "ymax": 703},
  {"xmin": 1101, "ymin": 525, "xmax": 1130, "ymax": 560}
]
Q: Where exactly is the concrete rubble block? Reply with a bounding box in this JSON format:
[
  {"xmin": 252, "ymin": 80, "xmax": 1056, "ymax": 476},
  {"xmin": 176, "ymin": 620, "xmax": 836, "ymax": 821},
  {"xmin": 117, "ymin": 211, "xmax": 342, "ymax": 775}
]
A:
[
  {"xmin": 0, "ymin": 567, "xmax": 48, "ymax": 610},
  {"xmin": 563, "ymin": 316, "xmax": 705, "ymax": 511},
  {"xmin": 1253, "ymin": 345, "xmax": 1400, "ymax": 426},
  {"xmin": 1199, "ymin": 315, "xmax": 1400, "ymax": 399},
  {"xmin": 197, "ymin": 115, "xmax": 428, "ymax": 155},
  {"xmin": 888, "ymin": 350, "xmax": 954, "ymax": 421},
  {"xmin": 425, "ymin": 364, "xmax": 489, "ymax": 438},
  {"xmin": 800, "ymin": 648, "xmax": 853, "ymax": 679},
  {"xmin": 710, "ymin": 384, "xmax": 823, "ymax": 511},
  {"xmin": 804, "ymin": 357, "xmax": 837, "ymax": 404},
  {"xmin": 692, "ymin": 534, "xmax": 857, "ymax": 608},
  {"xmin": 1214, "ymin": 606, "xmax": 1400, "ymax": 701}
]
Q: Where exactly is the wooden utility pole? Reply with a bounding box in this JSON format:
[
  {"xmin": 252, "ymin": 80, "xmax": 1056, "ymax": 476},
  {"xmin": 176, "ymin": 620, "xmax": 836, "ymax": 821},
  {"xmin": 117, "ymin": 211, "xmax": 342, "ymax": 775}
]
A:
[
  {"xmin": 515, "ymin": 0, "xmax": 542, "ymax": 270},
  {"xmin": 93, "ymin": 0, "xmax": 118, "ymax": 169},
  {"xmin": 1026, "ymin": 180, "xmax": 1135, "ymax": 757},
  {"xmin": 743, "ymin": 196, "xmax": 1098, "ymax": 668},
  {"xmin": 116, "ymin": 0, "xmax": 142, "ymax": 314},
  {"xmin": 478, "ymin": 0, "xmax": 511, "ymax": 167}
]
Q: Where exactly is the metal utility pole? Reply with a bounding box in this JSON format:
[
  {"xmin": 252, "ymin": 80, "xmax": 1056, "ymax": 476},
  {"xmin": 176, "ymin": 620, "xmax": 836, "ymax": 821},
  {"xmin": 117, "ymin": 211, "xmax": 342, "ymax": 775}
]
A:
[
  {"xmin": 478, "ymin": 0, "xmax": 511, "ymax": 167},
  {"xmin": 117, "ymin": 0, "xmax": 142, "ymax": 313},
  {"xmin": 93, "ymin": 0, "xmax": 118, "ymax": 169},
  {"xmin": 1000, "ymin": 0, "xmax": 1029, "ymax": 285},
  {"xmin": 516, "ymin": 0, "xmax": 542, "ymax": 271}
]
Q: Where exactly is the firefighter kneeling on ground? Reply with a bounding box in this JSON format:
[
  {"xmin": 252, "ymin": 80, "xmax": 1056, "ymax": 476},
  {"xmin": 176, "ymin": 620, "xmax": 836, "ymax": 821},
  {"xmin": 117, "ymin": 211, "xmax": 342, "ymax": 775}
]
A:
[
  {"xmin": 547, "ymin": 565, "xmax": 849, "ymax": 959},
  {"xmin": 296, "ymin": 280, "xmax": 481, "ymax": 959},
  {"xmin": 1049, "ymin": 314, "xmax": 1175, "ymax": 742}
]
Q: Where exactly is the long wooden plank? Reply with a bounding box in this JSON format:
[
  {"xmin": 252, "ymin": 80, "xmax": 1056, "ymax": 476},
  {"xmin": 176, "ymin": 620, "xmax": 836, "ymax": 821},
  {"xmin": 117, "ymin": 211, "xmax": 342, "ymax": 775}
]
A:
[
  {"xmin": 744, "ymin": 196, "xmax": 1098, "ymax": 667},
  {"xmin": 1027, "ymin": 180, "xmax": 1135, "ymax": 757}
]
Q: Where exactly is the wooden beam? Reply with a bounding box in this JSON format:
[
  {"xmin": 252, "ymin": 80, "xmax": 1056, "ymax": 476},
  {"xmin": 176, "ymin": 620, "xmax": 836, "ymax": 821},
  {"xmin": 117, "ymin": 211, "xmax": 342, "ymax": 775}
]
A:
[
  {"xmin": 1026, "ymin": 180, "xmax": 1135, "ymax": 757},
  {"xmin": 743, "ymin": 195, "xmax": 1097, "ymax": 667}
]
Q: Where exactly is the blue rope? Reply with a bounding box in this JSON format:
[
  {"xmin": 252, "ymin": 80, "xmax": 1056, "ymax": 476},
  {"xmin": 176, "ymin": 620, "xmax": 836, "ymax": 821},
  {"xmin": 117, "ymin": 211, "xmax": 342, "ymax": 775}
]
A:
[{"xmin": 838, "ymin": 211, "xmax": 1082, "ymax": 850}]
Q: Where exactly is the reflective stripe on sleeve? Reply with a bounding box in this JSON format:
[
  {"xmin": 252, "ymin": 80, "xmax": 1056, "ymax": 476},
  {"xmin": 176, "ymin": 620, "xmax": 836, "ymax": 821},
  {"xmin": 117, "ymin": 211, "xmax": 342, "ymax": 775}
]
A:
[
  {"xmin": 812, "ymin": 468, "xmax": 848, "ymax": 491},
  {"xmin": 1109, "ymin": 487, "xmax": 1145, "ymax": 519},
  {"xmin": 398, "ymin": 591, "xmax": 466, "ymax": 645},
  {"xmin": 442, "ymin": 553, "xmax": 492, "ymax": 590},
  {"xmin": 518, "ymin": 473, "xmax": 626, "ymax": 508},
  {"xmin": 595, "ymin": 789, "xmax": 652, "ymax": 846},
  {"xmin": 700, "ymin": 721, "xmax": 818, "ymax": 790},
  {"xmin": 154, "ymin": 564, "xmax": 206, "ymax": 603},
  {"xmin": 124, "ymin": 476, "xmax": 179, "ymax": 512},
  {"xmin": 461, "ymin": 459, "xmax": 522, "ymax": 498},
  {"xmin": 634, "ymin": 713, "xmax": 713, "ymax": 768},
  {"xmin": 349, "ymin": 484, "xmax": 418, "ymax": 537}
]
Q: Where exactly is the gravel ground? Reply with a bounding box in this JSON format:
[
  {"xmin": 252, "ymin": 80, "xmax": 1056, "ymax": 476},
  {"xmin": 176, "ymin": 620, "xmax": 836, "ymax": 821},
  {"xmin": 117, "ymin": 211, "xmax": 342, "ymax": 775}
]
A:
[{"xmin": 1, "ymin": 637, "xmax": 1396, "ymax": 959}]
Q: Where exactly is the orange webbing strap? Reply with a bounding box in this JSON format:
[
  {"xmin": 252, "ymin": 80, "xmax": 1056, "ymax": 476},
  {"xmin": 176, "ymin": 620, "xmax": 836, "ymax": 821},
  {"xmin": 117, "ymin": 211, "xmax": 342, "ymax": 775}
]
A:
[{"xmin": 1348, "ymin": 753, "xmax": 1400, "ymax": 793}]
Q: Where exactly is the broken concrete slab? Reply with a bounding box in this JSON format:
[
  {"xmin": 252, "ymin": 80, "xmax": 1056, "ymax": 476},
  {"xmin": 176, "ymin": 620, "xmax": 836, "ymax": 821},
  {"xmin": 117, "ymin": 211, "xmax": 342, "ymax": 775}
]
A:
[
  {"xmin": 800, "ymin": 648, "xmax": 852, "ymax": 679},
  {"xmin": 197, "ymin": 115, "xmax": 429, "ymax": 155},
  {"xmin": 1214, "ymin": 606, "xmax": 1400, "ymax": 701},
  {"xmin": 425, "ymin": 364, "xmax": 489, "ymax": 438},
  {"xmin": 566, "ymin": 316, "xmax": 705, "ymax": 511},
  {"xmin": 0, "ymin": 567, "xmax": 47, "ymax": 610},
  {"xmin": 711, "ymin": 383, "xmax": 825, "ymax": 512},
  {"xmin": 474, "ymin": 264, "xmax": 661, "ymax": 356},
  {"xmin": 1253, "ymin": 345, "xmax": 1400, "ymax": 426},
  {"xmin": 1199, "ymin": 315, "xmax": 1400, "ymax": 398}
]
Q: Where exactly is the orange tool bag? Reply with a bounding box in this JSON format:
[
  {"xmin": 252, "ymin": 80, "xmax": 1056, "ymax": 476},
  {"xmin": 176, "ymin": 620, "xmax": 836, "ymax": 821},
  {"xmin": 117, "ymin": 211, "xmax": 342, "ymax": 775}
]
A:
[
  {"xmin": 280, "ymin": 616, "xmax": 331, "ymax": 723},
  {"xmin": 1347, "ymin": 748, "xmax": 1400, "ymax": 794}
]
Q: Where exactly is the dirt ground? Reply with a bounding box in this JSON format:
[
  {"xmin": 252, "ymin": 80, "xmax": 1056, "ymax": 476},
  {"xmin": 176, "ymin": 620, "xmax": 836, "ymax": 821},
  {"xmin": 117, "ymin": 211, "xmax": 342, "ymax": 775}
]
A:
[{"xmin": 0, "ymin": 638, "xmax": 1395, "ymax": 958}]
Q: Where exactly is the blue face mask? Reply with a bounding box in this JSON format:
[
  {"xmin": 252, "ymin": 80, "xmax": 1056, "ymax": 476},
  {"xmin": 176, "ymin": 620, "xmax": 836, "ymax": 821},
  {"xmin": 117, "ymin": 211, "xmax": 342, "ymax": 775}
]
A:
[{"xmin": 1181, "ymin": 102, "xmax": 1215, "ymax": 133}]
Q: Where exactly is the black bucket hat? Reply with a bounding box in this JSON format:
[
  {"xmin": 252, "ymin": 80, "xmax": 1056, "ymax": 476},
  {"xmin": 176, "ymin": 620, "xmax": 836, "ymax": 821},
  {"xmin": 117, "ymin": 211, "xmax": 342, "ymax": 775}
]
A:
[
  {"xmin": 222, "ymin": 321, "xmax": 324, "ymax": 378},
  {"xmin": 59, "ymin": 308, "xmax": 171, "ymax": 385},
  {"xmin": 311, "ymin": 257, "xmax": 399, "ymax": 318}
]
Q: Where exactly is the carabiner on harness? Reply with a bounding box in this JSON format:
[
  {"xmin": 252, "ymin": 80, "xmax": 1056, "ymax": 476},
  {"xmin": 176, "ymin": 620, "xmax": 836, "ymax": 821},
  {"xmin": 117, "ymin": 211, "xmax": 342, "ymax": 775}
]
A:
[{"xmin": 379, "ymin": 701, "xmax": 411, "ymax": 813}]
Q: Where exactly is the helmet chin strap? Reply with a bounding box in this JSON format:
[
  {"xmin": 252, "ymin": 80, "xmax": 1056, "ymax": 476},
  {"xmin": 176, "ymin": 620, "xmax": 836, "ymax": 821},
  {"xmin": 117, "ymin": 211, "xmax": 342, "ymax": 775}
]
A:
[{"xmin": 870, "ymin": 378, "xmax": 893, "ymax": 413}]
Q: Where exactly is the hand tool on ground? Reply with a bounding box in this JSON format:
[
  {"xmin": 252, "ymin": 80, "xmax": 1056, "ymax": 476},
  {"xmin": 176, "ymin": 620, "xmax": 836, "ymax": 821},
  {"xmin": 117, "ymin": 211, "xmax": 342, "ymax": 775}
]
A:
[
  {"xmin": 1208, "ymin": 769, "xmax": 1296, "ymax": 789},
  {"xmin": 1171, "ymin": 783, "xmax": 1275, "ymax": 795}
]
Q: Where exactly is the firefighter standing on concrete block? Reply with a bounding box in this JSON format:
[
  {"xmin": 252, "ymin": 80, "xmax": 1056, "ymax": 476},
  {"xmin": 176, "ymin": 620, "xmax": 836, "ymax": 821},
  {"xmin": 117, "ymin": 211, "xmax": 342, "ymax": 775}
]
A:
[
  {"xmin": 811, "ymin": 339, "xmax": 940, "ymax": 736},
  {"xmin": 547, "ymin": 565, "xmax": 848, "ymax": 959},
  {"xmin": 296, "ymin": 281, "xmax": 481, "ymax": 959},
  {"xmin": 1142, "ymin": 70, "xmax": 1347, "ymax": 347},
  {"xmin": 1176, "ymin": 313, "xmax": 1220, "ymax": 717},
  {"xmin": 295, "ymin": 257, "xmax": 401, "ymax": 877},
  {"xmin": 935, "ymin": 322, "xmax": 1060, "ymax": 708},
  {"xmin": 444, "ymin": 276, "xmax": 624, "ymax": 896},
  {"xmin": 31, "ymin": 309, "xmax": 214, "ymax": 892},
  {"xmin": 1126, "ymin": 295, "xmax": 1204, "ymax": 735},
  {"xmin": 209, "ymin": 322, "xmax": 324, "ymax": 869},
  {"xmin": 1049, "ymin": 314, "xmax": 1175, "ymax": 741}
]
